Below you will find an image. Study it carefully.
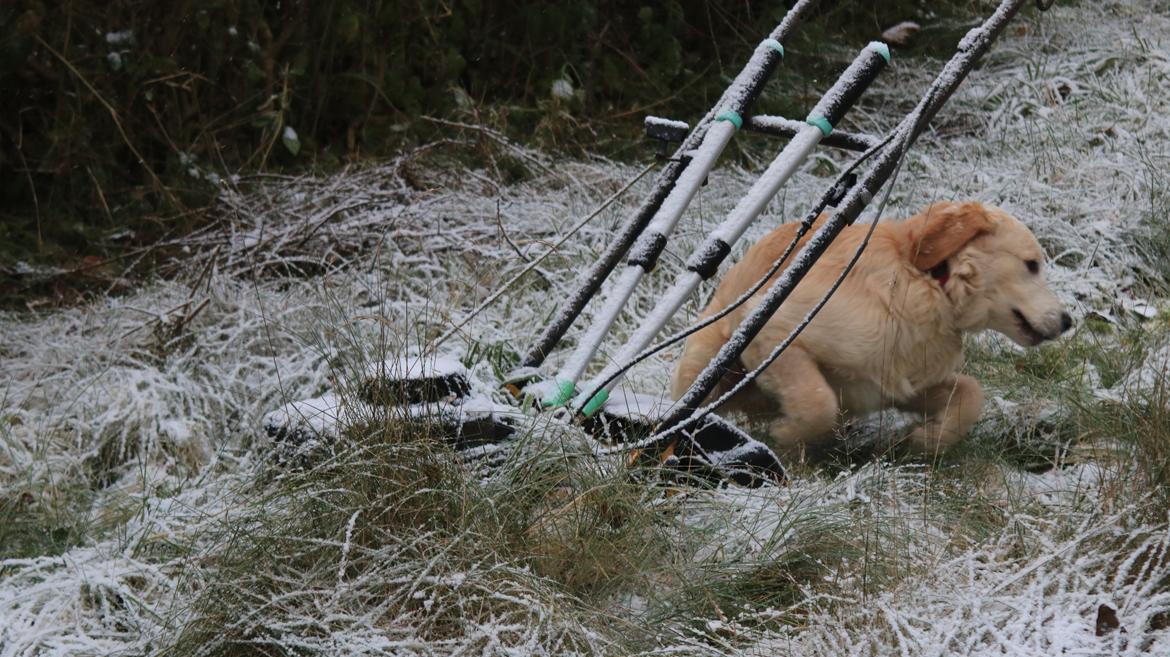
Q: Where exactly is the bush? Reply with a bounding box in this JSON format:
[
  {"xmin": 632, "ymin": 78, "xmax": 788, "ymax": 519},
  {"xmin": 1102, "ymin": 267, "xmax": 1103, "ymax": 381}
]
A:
[{"xmin": 0, "ymin": 0, "xmax": 975, "ymax": 263}]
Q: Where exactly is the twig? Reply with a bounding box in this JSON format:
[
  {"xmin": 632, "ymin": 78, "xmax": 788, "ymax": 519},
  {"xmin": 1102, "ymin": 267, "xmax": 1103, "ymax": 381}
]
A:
[
  {"xmin": 11, "ymin": 117, "xmax": 43, "ymax": 253},
  {"xmin": 145, "ymin": 103, "xmax": 185, "ymax": 160},
  {"xmin": 495, "ymin": 199, "xmax": 530, "ymax": 263},
  {"xmin": 257, "ymin": 63, "xmax": 292, "ymax": 171},
  {"xmin": 86, "ymin": 166, "xmax": 114, "ymax": 225},
  {"xmin": 142, "ymin": 70, "xmax": 210, "ymax": 89},
  {"xmin": 191, "ymin": 245, "xmax": 221, "ymax": 295},
  {"xmin": 36, "ymin": 36, "xmax": 180, "ymax": 210},
  {"xmin": 606, "ymin": 64, "xmax": 713, "ymax": 121},
  {"xmin": 117, "ymin": 296, "xmax": 209, "ymax": 341},
  {"xmin": 420, "ymin": 116, "xmax": 554, "ymax": 176},
  {"xmin": 290, "ymin": 200, "xmax": 371, "ymax": 250},
  {"xmin": 434, "ymin": 161, "xmax": 655, "ymax": 348}
]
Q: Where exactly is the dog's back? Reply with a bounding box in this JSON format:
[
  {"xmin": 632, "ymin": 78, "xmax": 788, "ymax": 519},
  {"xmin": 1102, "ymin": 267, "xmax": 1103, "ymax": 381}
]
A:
[{"xmin": 670, "ymin": 218, "xmax": 826, "ymax": 410}]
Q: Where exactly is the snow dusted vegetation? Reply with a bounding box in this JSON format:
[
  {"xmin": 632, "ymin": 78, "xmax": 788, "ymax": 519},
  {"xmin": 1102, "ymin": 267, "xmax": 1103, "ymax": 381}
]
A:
[{"xmin": 4, "ymin": 2, "xmax": 1170, "ymax": 655}]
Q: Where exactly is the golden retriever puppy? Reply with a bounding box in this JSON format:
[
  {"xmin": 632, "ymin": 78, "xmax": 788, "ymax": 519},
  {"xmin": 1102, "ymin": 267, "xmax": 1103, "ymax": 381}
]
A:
[{"xmin": 671, "ymin": 201, "xmax": 1071, "ymax": 459}]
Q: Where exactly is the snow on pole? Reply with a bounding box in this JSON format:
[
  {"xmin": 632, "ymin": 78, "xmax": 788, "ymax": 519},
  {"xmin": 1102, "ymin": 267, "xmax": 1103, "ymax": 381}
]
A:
[
  {"xmin": 654, "ymin": 0, "xmax": 1033, "ymax": 442},
  {"xmin": 643, "ymin": 116, "xmax": 690, "ymax": 132},
  {"xmin": 521, "ymin": 0, "xmax": 822, "ymax": 371},
  {"xmin": 572, "ymin": 42, "xmax": 890, "ymax": 415},
  {"xmin": 746, "ymin": 115, "xmax": 881, "ymax": 152},
  {"xmin": 543, "ymin": 119, "xmax": 737, "ymax": 406}
]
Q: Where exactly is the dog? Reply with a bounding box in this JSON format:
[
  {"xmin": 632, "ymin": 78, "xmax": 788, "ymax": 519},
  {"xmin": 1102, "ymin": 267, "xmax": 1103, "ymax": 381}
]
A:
[{"xmin": 671, "ymin": 201, "xmax": 1071, "ymax": 460}]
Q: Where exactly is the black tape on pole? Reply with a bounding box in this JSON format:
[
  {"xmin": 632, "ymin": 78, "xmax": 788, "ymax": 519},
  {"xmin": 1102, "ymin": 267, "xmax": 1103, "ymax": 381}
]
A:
[
  {"xmin": 686, "ymin": 239, "xmax": 733, "ymax": 280},
  {"xmin": 627, "ymin": 232, "xmax": 670, "ymax": 272}
]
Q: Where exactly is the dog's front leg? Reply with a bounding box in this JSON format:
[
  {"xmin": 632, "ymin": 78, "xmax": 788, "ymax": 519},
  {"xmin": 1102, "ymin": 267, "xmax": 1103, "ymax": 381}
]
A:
[
  {"xmin": 896, "ymin": 374, "xmax": 984, "ymax": 455},
  {"xmin": 747, "ymin": 344, "xmax": 839, "ymax": 462}
]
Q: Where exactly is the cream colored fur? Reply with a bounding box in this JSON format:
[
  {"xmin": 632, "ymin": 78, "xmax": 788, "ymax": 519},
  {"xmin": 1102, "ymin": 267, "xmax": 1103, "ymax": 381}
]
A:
[{"xmin": 671, "ymin": 201, "xmax": 1070, "ymax": 460}]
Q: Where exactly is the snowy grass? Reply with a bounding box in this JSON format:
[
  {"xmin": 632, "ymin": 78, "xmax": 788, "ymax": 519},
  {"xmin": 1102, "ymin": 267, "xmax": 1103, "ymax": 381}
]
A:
[{"xmin": 3, "ymin": 0, "xmax": 1170, "ymax": 654}]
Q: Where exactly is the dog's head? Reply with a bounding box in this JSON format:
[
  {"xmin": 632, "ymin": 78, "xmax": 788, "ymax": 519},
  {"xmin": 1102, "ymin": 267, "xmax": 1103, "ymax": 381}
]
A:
[{"xmin": 903, "ymin": 201, "xmax": 1072, "ymax": 347}]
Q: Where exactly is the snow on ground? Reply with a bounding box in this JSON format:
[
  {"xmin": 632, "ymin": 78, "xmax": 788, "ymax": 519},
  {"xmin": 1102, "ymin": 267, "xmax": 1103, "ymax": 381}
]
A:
[{"xmin": 2, "ymin": 1, "xmax": 1170, "ymax": 655}]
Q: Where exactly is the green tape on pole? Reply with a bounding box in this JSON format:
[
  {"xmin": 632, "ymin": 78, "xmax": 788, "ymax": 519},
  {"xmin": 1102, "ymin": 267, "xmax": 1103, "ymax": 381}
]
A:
[
  {"xmin": 806, "ymin": 114, "xmax": 833, "ymax": 137},
  {"xmin": 715, "ymin": 110, "xmax": 743, "ymax": 131},
  {"xmin": 580, "ymin": 387, "xmax": 610, "ymax": 417},
  {"xmin": 761, "ymin": 38, "xmax": 784, "ymax": 57},
  {"xmin": 542, "ymin": 379, "xmax": 576, "ymax": 408},
  {"xmin": 866, "ymin": 41, "xmax": 891, "ymax": 63}
]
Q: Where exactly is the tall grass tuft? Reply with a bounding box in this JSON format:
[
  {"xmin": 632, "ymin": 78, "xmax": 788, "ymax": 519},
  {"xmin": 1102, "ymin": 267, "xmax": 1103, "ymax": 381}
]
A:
[{"xmin": 166, "ymin": 405, "xmax": 688, "ymax": 655}]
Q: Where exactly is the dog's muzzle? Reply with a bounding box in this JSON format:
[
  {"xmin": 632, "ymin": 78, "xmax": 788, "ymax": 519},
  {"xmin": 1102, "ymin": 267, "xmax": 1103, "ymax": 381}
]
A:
[{"xmin": 1013, "ymin": 309, "xmax": 1073, "ymax": 345}]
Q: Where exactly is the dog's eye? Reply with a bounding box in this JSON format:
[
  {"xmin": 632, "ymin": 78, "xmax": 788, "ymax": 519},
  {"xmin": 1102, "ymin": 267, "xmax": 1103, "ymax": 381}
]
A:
[{"xmin": 1025, "ymin": 259, "xmax": 1040, "ymax": 274}]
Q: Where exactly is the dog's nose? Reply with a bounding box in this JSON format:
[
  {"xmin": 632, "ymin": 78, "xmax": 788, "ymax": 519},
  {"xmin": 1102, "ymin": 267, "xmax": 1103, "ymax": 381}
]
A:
[{"xmin": 1060, "ymin": 312, "xmax": 1073, "ymax": 334}]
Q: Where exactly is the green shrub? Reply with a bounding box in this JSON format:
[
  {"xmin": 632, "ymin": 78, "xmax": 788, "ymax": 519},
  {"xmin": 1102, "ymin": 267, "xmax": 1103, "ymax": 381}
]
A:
[{"xmin": 0, "ymin": 0, "xmax": 981, "ymax": 263}]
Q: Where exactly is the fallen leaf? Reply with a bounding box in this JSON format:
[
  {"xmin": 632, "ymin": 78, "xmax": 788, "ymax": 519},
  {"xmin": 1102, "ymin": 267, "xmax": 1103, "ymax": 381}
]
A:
[
  {"xmin": 881, "ymin": 21, "xmax": 921, "ymax": 47},
  {"xmin": 1096, "ymin": 603, "xmax": 1122, "ymax": 636}
]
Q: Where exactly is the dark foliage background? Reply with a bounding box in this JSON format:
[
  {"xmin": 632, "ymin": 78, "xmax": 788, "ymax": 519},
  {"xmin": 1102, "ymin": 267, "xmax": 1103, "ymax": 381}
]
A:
[{"xmin": 0, "ymin": 0, "xmax": 977, "ymax": 266}]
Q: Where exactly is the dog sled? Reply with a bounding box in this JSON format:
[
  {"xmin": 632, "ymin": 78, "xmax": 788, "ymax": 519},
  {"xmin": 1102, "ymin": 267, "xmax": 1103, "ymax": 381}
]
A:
[{"xmin": 264, "ymin": 0, "xmax": 1053, "ymax": 487}]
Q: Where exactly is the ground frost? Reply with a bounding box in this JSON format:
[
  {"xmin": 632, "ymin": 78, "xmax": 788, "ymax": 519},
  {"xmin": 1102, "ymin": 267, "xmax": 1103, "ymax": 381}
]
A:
[{"xmin": 3, "ymin": 1, "xmax": 1170, "ymax": 654}]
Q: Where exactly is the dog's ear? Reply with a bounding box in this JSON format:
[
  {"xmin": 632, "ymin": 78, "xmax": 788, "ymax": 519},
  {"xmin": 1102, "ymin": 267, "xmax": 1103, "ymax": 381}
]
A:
[{"xmin": 904, "ymin": 202, "xmax": 996, "ymax": 271}]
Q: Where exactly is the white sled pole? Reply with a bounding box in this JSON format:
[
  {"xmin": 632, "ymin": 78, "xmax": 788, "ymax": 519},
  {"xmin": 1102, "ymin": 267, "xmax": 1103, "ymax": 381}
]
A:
[
  {"xmin": 573, "ymin": 42, "xmax": 891, "ymax": 415},
  {"xmin": 542, "ymin": 118, "xmax": 738, "ymax": 406},
  {"xmin": 523, "ymin": 1, "xmax": 821, "ymax": 371}
]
